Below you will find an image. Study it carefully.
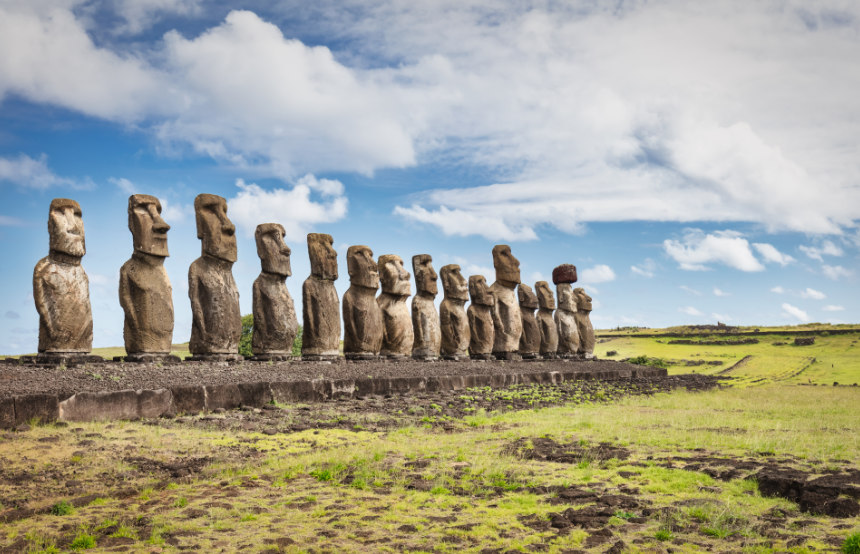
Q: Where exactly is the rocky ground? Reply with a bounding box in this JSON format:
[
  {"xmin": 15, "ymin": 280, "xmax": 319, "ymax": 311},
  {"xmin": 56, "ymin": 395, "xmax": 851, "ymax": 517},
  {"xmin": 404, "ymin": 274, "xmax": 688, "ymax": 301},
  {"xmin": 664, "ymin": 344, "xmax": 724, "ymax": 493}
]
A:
[{"xmin": 2, "ymin": 358, "xmax": 666, "ymax": 399}]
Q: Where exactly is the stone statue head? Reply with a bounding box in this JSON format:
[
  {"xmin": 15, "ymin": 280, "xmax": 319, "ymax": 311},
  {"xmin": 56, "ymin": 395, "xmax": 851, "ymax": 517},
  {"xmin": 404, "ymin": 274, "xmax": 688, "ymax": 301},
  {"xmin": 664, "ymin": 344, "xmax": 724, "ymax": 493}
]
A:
[
  {"xmin": 557, "ymin": 283, "xmax": 576, "ymax": 312},
  {"xmin": 574, "ymin": 287, "xmax": 592, "ymax": 312},
  {"xmin": 492, "ymin": 244, "xmax": 521, "ymax": 285},
  {"xmin": 379, "ymin": 254, "xmax": 411, "ymax": 296},
  {"xmin": 441, "ymin": 264, "xmax": 468, "ymax": 302},
  {"xmin": 535, "ymin": 281, "xmax": 555, "ymax": 310},
  {"xmin": 468, "ymin": 275, "xmax": 494, "ymax": 306},
  {"xmin": 255, "ymin": 223, "xmax": 291, "ymax": 277},
  {"xmin": 307, "ymin": 233, "xmax": 337, "ymax": 280},
  {"xmin": 194, "ymin": 194, "xmax": 236, "ymax": 263},
  {"xmin": 518, "ymin": 283, "xmax": 538, "ymax": 309},
  {"xmin": 412, "ymin": 254, "xmax": 437, "ymax": 296},
  {"xmin": 48, "ymin": 198, "xmax": 85, "ymax": 258},
  {"xmin": 347, "ymin": 245, "xmax": 378, "ymax": 289},
  {"xmin": 128, "ymin": 194, "xmax": 169, "ymax": 257}
]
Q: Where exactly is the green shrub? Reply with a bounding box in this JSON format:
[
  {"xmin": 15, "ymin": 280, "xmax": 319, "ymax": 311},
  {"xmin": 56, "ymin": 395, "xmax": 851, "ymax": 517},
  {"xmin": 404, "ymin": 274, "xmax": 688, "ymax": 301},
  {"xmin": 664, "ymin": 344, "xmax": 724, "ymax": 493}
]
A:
[
  {"xmin": 50, "ymin": 501, "xmax": 73, "ymax": 516},
  {"xmin": 69, "ymin": 532, "xmax": 96, "ymax": 550},
  {"xmin": 654, "ymin": 529, "xmax": 673, "ymax": 541},
  {"xmin": 843, "ymin": 532, "xmax": 860, "ymax": 554}
]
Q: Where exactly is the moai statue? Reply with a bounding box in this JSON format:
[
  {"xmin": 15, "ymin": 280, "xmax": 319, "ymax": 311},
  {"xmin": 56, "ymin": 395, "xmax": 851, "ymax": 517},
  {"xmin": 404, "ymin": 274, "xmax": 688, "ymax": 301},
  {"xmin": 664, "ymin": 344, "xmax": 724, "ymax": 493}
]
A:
[
  {"xmin": 535, "ymin": 281, "xmax": 558, "ymax": 359},
  {"xmin": 33, "ymin": 198, "xmax": 95, "ymax": 360},
  {"xmin": 574, "ymin": 287, "xmax": 596, "ymax": 359},
  {"xmin": 188, "ymin": 194, "xmax": 242, "ymax": 360},
  {"xmin": 517, "ymin": 284, "xmax": 540, "ymax": 360},
  {"xmin": 555, "ymin": 284, "xmax": 581, "ymax": 358},
  {"xmin": 490, "ymin": 245, "xmax": 523, "ymax": 360},
  {"xmin": 467, "ymin": 275, "xmax": 495, "ymax": 360},
  {"xmin": 302, "ymin": 233, "xmax": 340, "ymax": 360},
  {"xmin": 411, "ymin": 254, "xmax": 441, "ymax": 360},
  {"xmin": 119, "ymin": 194, "xmax": 176, "ymax": 362},
  {"xmin": 378, "ymin": 254, "xmax": 413, "ymax": 359},
  {"xmin": 342, "ymin": 245, "xmax": 383, "ymax": 360},
  {"xmin": 553, "ymin": 264, "xmax": 580, "ymax": 359},
  {"xmin": 439, "ymin": 264, "xmax": 470, "ymax": 360},
  {"xmin": 251, "ymin": 223, "xmax": 298, "ymax": 360}
]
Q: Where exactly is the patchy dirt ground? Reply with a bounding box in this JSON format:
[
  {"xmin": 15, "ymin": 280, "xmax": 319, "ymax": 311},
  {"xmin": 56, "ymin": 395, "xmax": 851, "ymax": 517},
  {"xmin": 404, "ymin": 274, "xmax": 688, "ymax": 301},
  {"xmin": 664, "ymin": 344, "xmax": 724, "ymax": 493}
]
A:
[{"xmin": 1, "ymin": 377, "xmax": 857, "ymax": 553}]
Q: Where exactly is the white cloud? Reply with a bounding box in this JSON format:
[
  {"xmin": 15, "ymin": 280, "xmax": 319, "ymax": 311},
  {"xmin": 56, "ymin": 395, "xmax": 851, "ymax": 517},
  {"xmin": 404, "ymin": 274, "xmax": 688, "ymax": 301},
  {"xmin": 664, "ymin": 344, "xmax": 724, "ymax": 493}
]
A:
[
  {"xmin": 782, "ymin": 302, "xmax": 809, "ymax": 322},
  {"xmin": 580, "ymin": 264, "xmax": 616, "ymax": 284},
  {"xmin": 679, "ymin": 306, "xmax": 704, "ymax": 317},
  {"xmin": 822, "ymin": 264, "xmax": 853, "ymax": 280},
  {"xmin": 713, "ymin": 287, "xmax": 730, "ymax": 297},
  {"xmin": 227, "ymin": 175, "xmax": 348, "ymax": 241},
  {"xmin": 0, "ymin": 153, "xmax": 87, "ymax": 189},
  {"xmin": 752, "ymin": 243, "xmax": 795, "ymax": 266},
  {"xmin": 109, "ymin": 176, "xmax": 136, "ymax": 194},
  {"xmin": 712, "ymin": 313, "xmax": 731, "ymax": 321},
  {"xmin": 0, "ymin": 215, "xmax": 25, "ymax": 226},
  {"xmin": 770, "ymin": 285, "xmax": 785, "ymax": 294},
  {"xmin": 680, "ymin": 285, "xmax": 702, "ymax": 296},
  {"xmin": 800, "ymin": 287, "xmax": 826, "ymax": 300},
  {"xmin": 2, "ymin": 3, "xmax": 857, "ymax": 239},
  {"xmin": 631, "ymin": 258, "xmax": 656, "ymax": 278},
  {"xmin": 822, "ymin": 305, "xmax": 845, "ymax": 312},
  {"xmin": 663, "ymin": 229, "xmax": 764, "ymax": 272},
  {"xmin": 159, "ymin": 198, "xmax": 192, "ymax": 223},
  {"xmin": 799, "ymin": 240, "xmax": 844, "ymax": 261}
]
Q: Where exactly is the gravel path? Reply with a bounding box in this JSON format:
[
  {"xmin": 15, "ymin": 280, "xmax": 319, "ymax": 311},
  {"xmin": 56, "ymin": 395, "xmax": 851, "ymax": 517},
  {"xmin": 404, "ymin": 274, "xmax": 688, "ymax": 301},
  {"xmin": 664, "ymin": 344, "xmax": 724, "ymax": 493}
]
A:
[{"xmin": 1, "ymin": 358, "xmax": 649, "ymax": 399}]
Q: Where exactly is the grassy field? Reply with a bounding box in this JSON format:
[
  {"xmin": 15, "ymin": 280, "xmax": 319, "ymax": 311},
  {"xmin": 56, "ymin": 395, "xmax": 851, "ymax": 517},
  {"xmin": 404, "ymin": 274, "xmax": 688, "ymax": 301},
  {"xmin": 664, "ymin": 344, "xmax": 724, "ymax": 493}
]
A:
[
  {"xmin": 1, "ymin": 325, "xmax": 858, "ymax": 553},
  {"xmin": 596, "ymin": 329, "xmax": 860, "ymax": 387}
]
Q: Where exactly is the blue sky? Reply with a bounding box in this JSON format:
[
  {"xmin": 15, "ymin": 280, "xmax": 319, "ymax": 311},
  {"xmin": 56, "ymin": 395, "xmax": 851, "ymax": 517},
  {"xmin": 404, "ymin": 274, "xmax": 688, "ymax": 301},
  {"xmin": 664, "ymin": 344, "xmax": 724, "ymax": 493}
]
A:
[{"xmin": 1, "ymin": 0, "xmax": 858, "ymax": 354}]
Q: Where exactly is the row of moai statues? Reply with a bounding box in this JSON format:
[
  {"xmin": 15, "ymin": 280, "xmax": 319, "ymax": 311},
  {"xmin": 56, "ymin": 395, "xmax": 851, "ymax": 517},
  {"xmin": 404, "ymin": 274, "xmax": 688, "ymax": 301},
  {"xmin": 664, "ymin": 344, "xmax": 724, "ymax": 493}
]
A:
[{"xmin": 32, "ymin": 195, "xmax": 595, "ymax": 362}]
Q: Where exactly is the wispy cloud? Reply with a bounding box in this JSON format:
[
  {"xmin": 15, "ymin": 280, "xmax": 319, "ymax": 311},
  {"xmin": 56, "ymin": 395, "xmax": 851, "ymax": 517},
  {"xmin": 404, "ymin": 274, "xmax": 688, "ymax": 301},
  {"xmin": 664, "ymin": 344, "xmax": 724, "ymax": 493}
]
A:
[
  {"xmin": 680, "ymin": 285, "xmax": 702, "ymax": 296},
  {"xmin": 0, "ymin": 153, "xmax": 91, "ymax": 190},
  {"xmin": 631, "ymin": 258, "xmax": 657, "ymax": 278},
  {"xmin": 799, "ymin": 240, "xmax": 843, "ymax": 261},
  {"xmin": 580, "ymin": 264, "xmax": 616, "ymax": 284},
  {"xmin": 770, "ymin": 286, "xmax": 785, "ymax": 294},
  {"xmin": 679, "ymin": 306, "xmax": 704, "ymax": 317},
  {"xmin": 109, "ymin": 176, "xmax": 136, "ymax": 194},
  {"xmin": 822, "ymin": 305, "xmax": 844, "ymax": 312},
  {"xmin": 752, "ymin": 243, "xmax": 795, "ymax": 266},
  {"xmin": 822, "ymin": 265, "xmax": 853, "ymax": 281},
  {"xmin": 800, "ymin": 288, "xmax": 826, "ymax": 300},
  {"xmin": 713, "ymin": 287, "xmax": 730, "ymax": 297}
]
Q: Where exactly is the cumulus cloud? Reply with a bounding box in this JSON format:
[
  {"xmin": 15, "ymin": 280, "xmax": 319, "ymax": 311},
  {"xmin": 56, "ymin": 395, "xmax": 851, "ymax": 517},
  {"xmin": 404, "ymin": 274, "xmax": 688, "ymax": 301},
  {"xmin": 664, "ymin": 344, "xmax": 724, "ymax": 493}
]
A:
[
  {"xmin": 799, "ymin": 240, "xmax": 844, "ymax": 261},
  {"xmin": 631, "ymin": 258, "xmax": 657, "ymax": 278},
  {"xmin": 0, "ymin": 153, "xmax": 86, "ymax": 189},
  {"xmin": 3, "ymin": 3, "xmax": 859, "ymax": 240},
  {"xmin": 782, "ymin": 302, "xmax": 809, "ymax": 322},
  {"xmin": 822, "ymin": 305, "xmax": 844, "ymax": 312},
  {"xmin": 663, "ymin": 229, "xmax": 764, "ymax": 272},
  {"xmin": 800, "ymin": 288, "xmax": 826, "ymax": 300},
  {"xmin": 770, "ymin": 285, "xmax": 785, "ymax": 294},
  {"xmin": 227, "ymin": 175, "xmax": 348, "ymax": 240},
  {"xmin": 822, "ymin": 264, "xmax": 853, "ymax": 280},
  {"xmin": 159, "ymin": 198, "xmax": 193, "ymax": 223},
  {"xmin": 580, "ymin": 264, "xmax": 616, "ymax": 284},
  {"xmin": 752, "ymin": 243, "xmax": 795, "ymax": 266},
  {"xmin": 713, "ymin": 287, "xmax": 730, "ymax": 297},
  {"xmin": 679, "ymin": 306, "xmax": 703, "ymax": 317}
]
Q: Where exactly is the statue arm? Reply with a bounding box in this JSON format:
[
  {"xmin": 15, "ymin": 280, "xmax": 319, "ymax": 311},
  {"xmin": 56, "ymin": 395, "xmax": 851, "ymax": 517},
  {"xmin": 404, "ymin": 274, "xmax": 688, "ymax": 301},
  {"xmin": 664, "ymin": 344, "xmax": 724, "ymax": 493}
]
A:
[
  {"xmin": 188, "ymin": 267, "xmax": 206, "ymax": 340},
  {"xmin": 32, "ymin": 264, "xmax": 55, "ymax": 341},
  {"xmin": 118, "ymin": 268, "xmax": 137, "ymax": 332}
]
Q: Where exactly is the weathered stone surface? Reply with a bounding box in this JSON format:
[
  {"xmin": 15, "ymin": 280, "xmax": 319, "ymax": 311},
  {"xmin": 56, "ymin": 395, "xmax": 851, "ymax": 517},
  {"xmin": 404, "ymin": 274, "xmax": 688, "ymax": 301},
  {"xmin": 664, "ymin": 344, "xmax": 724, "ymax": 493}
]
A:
[
  {"xmin": 555, "ymin": 283, "xmax": 580, "ymax": 357},
  {"xmin": 378, "ymin": 254, "xmax": 413, "ymax": 358},
  {"xmin": 170, "ymin": 386, "xmax": 205, "ymax": 415},
  {"xmin": 468, "ymin": 275, "xmax": 495, "ymax": 359},
  {"xmin": 189, "ymin": 194, "xmax": 241, "ymax": 357},
  {"xmin": 302, "ymin": 233, "xmax": 340, "ymax": 358},
  {"xmin": 0, "ymin": 396, "xmax": 15, "ymax": 429},
  {"xmin": 490, "ymin": 245, "xmax": 523, "ymax": 357},
  {"xmin": 412, "ymin": 254, "xmax": 441, "ymax": 359},
  {"xmin": 574, "ymin": 287, "xmax": 595, "ymax": 358},
  {"xmin": 252, "ymin": 223, "xmax": 298, "ymax": 356},
  {"xmin": 536, "ymin": 281, "xmax": 559, "ymax": 358},
  {"xmin": 205, "ymin": 384, "xmax": 242, "ymax": 412},
  {"xmin": 552, "ymin": 264, "xmax": 578, "ymax": 285},
  {"xmin": 439, "ymin": 264, "xmax": 470, "ymax": 359},
  {"xmin": 237, "ymin": 382, "xmax": 273, "ymax": 407},
  {"xmin": 120, "ymin": 194, "xmax": 173, "ymax": 356},
  {"xmin": 343, "ymin": 245, "xmax": 383, "ymax": 359},
  {"xmin": 59, "ymin": 390, "xmax": 139, "ymax": 421},
  {"xmin": 518, "ymin": 284, "xmax": 540, "ymax": 359},
  {"xmin": 33, "ymin": 198, "xmax": 93, "ymax": 354},
  {"xmin": 14, "ymin": 393, "xmax": 59, "ymax": 426},
  {"xmin": 138, "ymin": 389, "xmax": 172, "ymax": 418}
]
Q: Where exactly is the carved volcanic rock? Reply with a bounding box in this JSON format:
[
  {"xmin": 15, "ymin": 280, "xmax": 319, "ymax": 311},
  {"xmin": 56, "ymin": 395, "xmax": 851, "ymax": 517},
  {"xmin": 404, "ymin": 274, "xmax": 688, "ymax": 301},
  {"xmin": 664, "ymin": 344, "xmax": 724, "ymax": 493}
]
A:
[{"xmin": 552, "ymin": 264, "xmax": 578, "ymax": 285}]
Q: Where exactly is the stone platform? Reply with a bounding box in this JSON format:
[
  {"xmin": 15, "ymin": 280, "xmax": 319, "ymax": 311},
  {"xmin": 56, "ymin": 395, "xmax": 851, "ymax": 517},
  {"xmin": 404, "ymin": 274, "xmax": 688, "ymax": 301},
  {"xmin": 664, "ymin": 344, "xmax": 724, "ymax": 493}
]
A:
[{"xmin": 0, "ymin": 359, "xmax": 666, "ymax": 428}]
